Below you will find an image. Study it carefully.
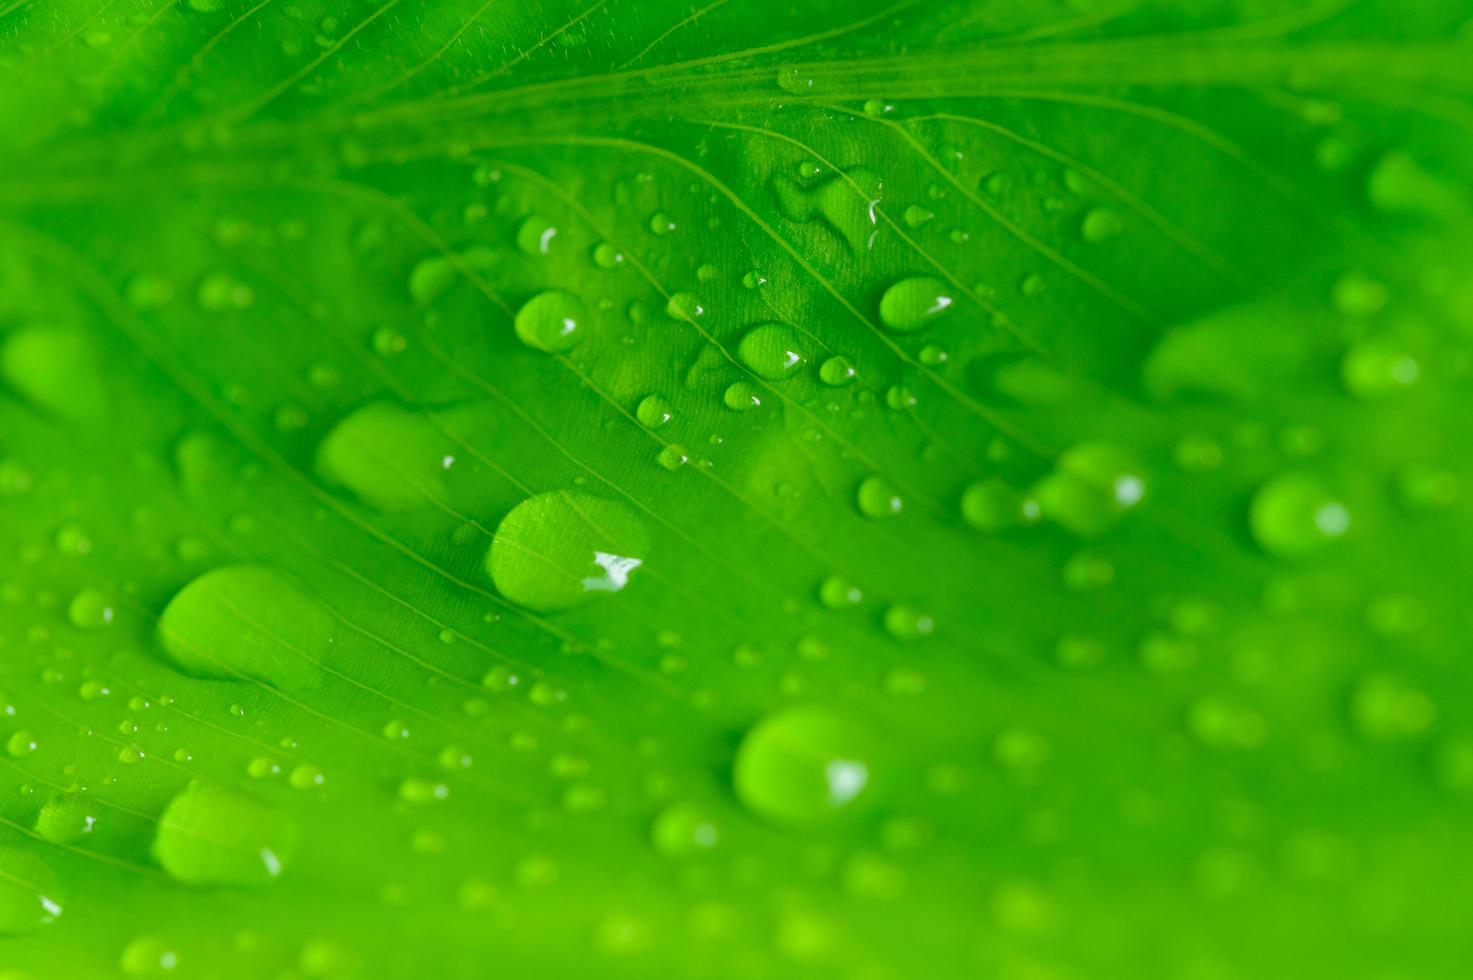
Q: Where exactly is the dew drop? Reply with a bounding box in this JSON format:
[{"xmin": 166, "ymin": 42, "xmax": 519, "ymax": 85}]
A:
[
  {"xmin": 635, "ymin": 394, "xmax": 673, "ymax": 429},
  {"xmin": 723, "ymin": 381, "xmax": 762, "ymax": 411},
  {"xmin": 158, "ymin": 565, "xmax": 334, "ymax": 691},
  {"xmin": 960, "ymin": 479, "xmax": 1039, "ymax": 532},
  {"xmin": 0, "ymin": 325, "xmax": 106, "ymax": 422},
  {"xmin": 1032, "ymin": 443, "xmax": 1146, "ymax": 536},
  {"xmin": 486, "ymin": 491, "xmax": 649, "ymax": 612},
  {"xmin": 665, "ymin": 291, "xmax": 703, "ymax": 320},
  {"xmin": 153, "ymin": 781, "xmax": 295, "ymax": 886},
  {"xmin": 856, "ymin": 475, "xmax": 903, "ymax": 519},
  {"xmin": 316, "ymin": 401, "xmax": 449, "ymax": 512},
  {"xmin": 1249, "ymin": 473, "xmax": 1350, "ymax": 558},
  {"xmin": 737, "ymin": 323, "xmax": 805, "ymax": 380},
  {"xmin": 878, "ymin": 277, "xmax": 952, "ymax": 332},
  {"xmin": 651, "ymin": 802, "xmax": 719, "ymax": 857},
  {"xmin": 35, "ymin": 793, "xmax": 99, "ymax": 843},
  {"xmin": 0, "ymin": 848, "xmax": 62, "ymax": 933},
  {"xmin": 516, "ymin": 214, "xmax": 558, "ymax": 255},
  {"xmin": 818, "ymin": 356, "xmax": 855, "ymax": 386},
  {"xmin": 733, "ymin": 707, "xmax": 877, "ymax": 825},
  {"xmin": 514, "ymin": 291, "xmax": 586, "ymax": 353}
]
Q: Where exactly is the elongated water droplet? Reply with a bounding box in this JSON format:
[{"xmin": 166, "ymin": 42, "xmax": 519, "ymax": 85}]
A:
[
  {"xmin": 153, "ymin": 781, "xmax": 295, "ymax": 886},
  {"xmin": 878, "ymin": 278, "xmax": 952, "ymax": 333},
  {"xmin": 157, "ymin": 565, "xmax": 334, "ymax": 691},
  {"xmin": 316, "ymin": 402, "xmax": 450, "ymax": 512}
]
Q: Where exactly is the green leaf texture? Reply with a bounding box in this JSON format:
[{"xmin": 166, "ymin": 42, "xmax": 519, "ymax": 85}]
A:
[{"xmin": 1, "ymin": 1, "xmax": 1471, "ymax": 977}]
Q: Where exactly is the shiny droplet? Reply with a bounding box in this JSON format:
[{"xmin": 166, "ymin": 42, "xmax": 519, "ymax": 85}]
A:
[
  {"xmin": 514, "ymin": 291, "xmax": 586, "ymax": 353},
  {"xmin": 733, "ymin": 707, "xmax": 877, "ymax": 825},
  {"xmin": 737, "ymin": 323, "xmax": 804, "ymax": 380},
  {"xmin": 153, "ymin": 781, "xmax": 295, "ymax": 886},
  {"xmin": 878, "ymin": 277, "xmax": 952, "ymax": 333},
  {"xmin": 486, "ymin": 491, "xmax": 649, "ymax": 612}
]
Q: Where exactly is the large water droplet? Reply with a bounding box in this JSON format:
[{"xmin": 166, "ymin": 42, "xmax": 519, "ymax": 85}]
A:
[
  {"xmin": 737, "ymin": 323, "xmax": 805, "ymax": 380},
  {"xmin": 878, "ymin": 278, "xmax": 952, "ymax": 333},
  {"xmin": 0, "ymin": 847, "xmax": 62, "ymax": 932},
  {"xmin": 733, "ymin": 707, "xmax": 877, "ymax": 825},
  {"xmin": 316, "ymin": 402, "xmax": 450, "ymax": 512},
  {"xmin": 35, "ymin": 793, "xmax": 99, "ymax": 843},
  {"xmin": 157, "ymin": 565, "xmax": 334, "ymax": 690},
  {"xmin": 1032, "ymin": 443, "xmax": 1146, "ymax": 536},
  {"xmin": 514, "ymin": 291, "xmax": 586, "ymax": 353},
  {"xmin": 856, "ymin": 476, "xmax": 903, "ymax": 519},
  {"xmin": 1249, "ymin": 473, "xmax": 1350, "ymax": 558},
  {"xmin": 153, "ymin": 781, "xmax": 295, "ymax": 886},
  {"xmin": 0, "ymin": 325, "xmax": 105, "ymax": 421},
  {"xmin": 486, "ymin": 491, "xmax": 649, "ymax": 612}
]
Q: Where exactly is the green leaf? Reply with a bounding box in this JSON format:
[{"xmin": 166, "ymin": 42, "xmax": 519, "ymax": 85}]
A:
[{"xmin": 1, "ymin": 0, "xmax": 1471, "ymax": 976}]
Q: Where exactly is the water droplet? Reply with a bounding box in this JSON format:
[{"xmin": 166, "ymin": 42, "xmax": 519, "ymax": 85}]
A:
[
  {"xmin": 120, "ymin": 935, "xmax": 178, "ymax": 974},
  {"xmin": 5, "ymin": 730, "xmax": 36, "ymax": 757},
  {"xmin": 0, "ymin": 326, "xmax": 105, "ymax": 422},
  {"xmin": 67, "ymin": 589, "xmax": 114, "ymax": 629},
  {"xmin": 1351, "ymin": 674, "xmax": 1434, "ymax": 741},
  {"xmin": 635, "ymin": 394, "xmax": 673, "ymax": 429},
  {"xmin": 648, "ymin": 212, "xmax": 676, "ymax": 236},
  {"xmin": 516, "ymin": 214, "xmax": 558, "ymax": 255},
  {"xmin": 818, "ymin": 575, "xmax": 862, "ymax": 608},
  {"xmin": 157, "ymin": 565, "xmax": 334, "ymax": 691},
  {"xmin": 960, "ymin": 479, "xmax": 1039, "ymax": 532},
  {"xmin": 883, "ymin": 603, "xmax": 934, "ymax": 641},
  {"xmin": 776, "ymin": 66, "xmax": 813, "ymax": 93},
  {"xmin": 153, "ymin": 781, "xmax": 295, "ymax": 886},
  {"xmin": 591, "ymin": 242, "xmax": 624, "ymax": 268},
  {"xmin": 733, "ymin": 707, "xmax": 877, "ymax": 825},
  {"xmin": 408, "ymin": 256, "xmax": 455, "ymax": 305},
  {"xmin": 1341, "ymin": 338, "xmax": 1420, "ymax": 398},
  {"xmin": 398, "ymin": 778, "xmax": 449, "ymax": 804},
  {"xmin": 1032, "ymin": 443, "xmax": 1146, "ymax": 536},
  {"xmin": 723, "ymin": 381, "xmax": 762, "ymax": 411},
  {"xmin": 514, "ymin": 291, "xmax": 586, "ymax": 353},
  {"xmin": 902, "ymin": 205, "xmax": 934, "ymax": 228},
  {"xmin": 0, "ymin": 848, "xmax": 61, "ymax": 932},
  {"xmin": 665, "ymin": 291, "xmax": 703, "ymax": 320},
  {"xmin": 856, "ymin": 476, "xmax": 903, "ymax": 518},
  {"xmin": 818, "ymin": 356, "xmax": 855, "ymax": 386},
  {"xmin": 737, "ymin": 323, "xmax": 804, "ymax": 380},
  {"xmin": 650, "ymin": 802, "xmax": 719, "ymax": 857},
  {"xmin": 316, "ymin": 402, "xmax": 450, "ymax": 512},
  {"xmin": 1249, "ymin": 473, "xmax": 1350, "ymax": 558},
  {"xmin": 878, "ymin": 277, "xmax": 952, "ymax": 332},
  {"xmin": 289, "ymin": 764, "xmax": 325, "ymax": 790},
  {"xmin": 486, "ymin": 491, "xmax": 649, "ymax": 612},
  {"xmin": 1081, "ymin": 207, "xmax": 1124, "ymax": 242},
  {"xmin": 1332, "ymin": 274, "xmax": 1388, "ymax": 317},
  {"xmin": 656, "ymin": 445, "xmax": 689, "ymax": 471},
  {"xmin": 35, "ymin": 793, "xmax": 99, "ymax": 843}
]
